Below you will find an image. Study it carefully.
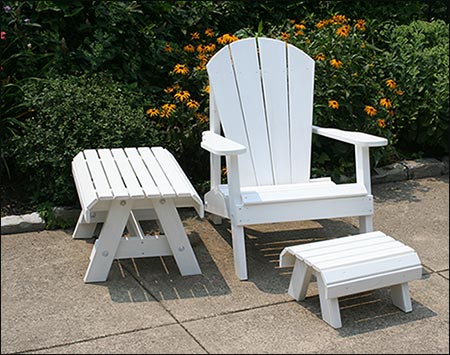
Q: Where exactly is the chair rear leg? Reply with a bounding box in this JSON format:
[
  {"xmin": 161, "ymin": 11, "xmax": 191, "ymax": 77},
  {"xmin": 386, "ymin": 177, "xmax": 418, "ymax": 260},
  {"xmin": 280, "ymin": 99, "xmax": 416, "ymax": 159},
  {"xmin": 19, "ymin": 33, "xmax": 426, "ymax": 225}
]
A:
[
  {"xmin": 231, "ymin": 224, "xmax": 248, "ymax": 280},
  {"xmin": 210, "ymin": 214, "xmax": 223, "ymax": 225},
  {"xmin": 359, "ymin": 215, "xmax": 373, "ymax": 233}
]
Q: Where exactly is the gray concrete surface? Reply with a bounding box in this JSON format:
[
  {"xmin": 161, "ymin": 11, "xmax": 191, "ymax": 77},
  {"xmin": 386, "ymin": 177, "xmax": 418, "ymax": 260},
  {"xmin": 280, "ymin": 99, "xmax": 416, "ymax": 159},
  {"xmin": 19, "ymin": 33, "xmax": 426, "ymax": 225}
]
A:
[{"xmin": 1, "ymin": 176, "xmax": 448, "ymax": 354}]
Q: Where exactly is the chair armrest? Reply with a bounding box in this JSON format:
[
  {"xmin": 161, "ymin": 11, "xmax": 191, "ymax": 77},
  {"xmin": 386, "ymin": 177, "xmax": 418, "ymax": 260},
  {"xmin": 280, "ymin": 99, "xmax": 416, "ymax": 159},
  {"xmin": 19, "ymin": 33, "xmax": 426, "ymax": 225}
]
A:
[
  {"xmin": 312, "ymin": 125, "xmax": 388, "ymax": 147},
  {"xmin": 201, "ymin": 131, "xmax": 247, "ymax": 156}
]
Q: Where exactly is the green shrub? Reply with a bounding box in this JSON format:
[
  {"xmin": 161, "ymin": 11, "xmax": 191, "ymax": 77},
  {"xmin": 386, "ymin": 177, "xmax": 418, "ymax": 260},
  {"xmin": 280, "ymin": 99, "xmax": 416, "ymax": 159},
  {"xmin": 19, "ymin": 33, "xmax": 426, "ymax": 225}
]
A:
[
  {"xmin": 12, "ymin": 73, "xmax": 161, "ymax": 205},
  {"xmin": 383, "ymin": 20, "xmax": 449, "ymax": 156}
]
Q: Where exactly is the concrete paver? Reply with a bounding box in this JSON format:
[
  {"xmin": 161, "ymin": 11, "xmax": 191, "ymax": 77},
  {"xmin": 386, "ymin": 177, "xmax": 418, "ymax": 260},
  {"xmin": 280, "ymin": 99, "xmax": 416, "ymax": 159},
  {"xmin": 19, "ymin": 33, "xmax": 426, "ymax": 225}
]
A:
[
  {"xmin": 1, "ymin": 176, "xmax": 448, "ymax": 354},
  {"xmin": 1, "ymin": 231, "xmax": 176, "ymax": 354},
  {"xmin": 29, "ymin": 324, "xmax": 206, "ymax": 354}
]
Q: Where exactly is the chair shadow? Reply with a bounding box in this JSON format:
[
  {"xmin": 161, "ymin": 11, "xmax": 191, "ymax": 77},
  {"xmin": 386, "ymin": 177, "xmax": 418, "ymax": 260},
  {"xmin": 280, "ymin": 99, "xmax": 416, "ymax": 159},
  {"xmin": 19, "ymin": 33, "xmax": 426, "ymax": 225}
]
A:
[
  {"xmin": 209, "ymin": 217, "xmax": 361, "ymax": 294},
  {"xmin": 104, "ymin": 229, "xmax": 232, "ymax": 302}
]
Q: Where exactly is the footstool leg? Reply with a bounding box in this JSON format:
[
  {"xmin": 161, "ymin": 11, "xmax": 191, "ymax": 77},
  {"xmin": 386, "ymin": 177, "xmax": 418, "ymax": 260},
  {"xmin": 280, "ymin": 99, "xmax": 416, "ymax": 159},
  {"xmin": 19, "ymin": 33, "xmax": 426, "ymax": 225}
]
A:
[
  {"xmin": 288, "ymin": 259, "xmax": 313, "ymax": 301},
  {"xmin": 84, "ymin": 200, "xmax": 132, "ymax": 283},
  {"xmin": 391, "ymin": 283, "xmax": 413, "ymax": 312},
  {"xmin": 73, "ymin": 212, "xmax": 97, "ymax": 239},
  {"xmin": 154, "ymin": 199, "xmax": 201, "ymax": 276},
  {"xmin": 317, "ymin": 274, "xmax": 342, "ymax": 328}
]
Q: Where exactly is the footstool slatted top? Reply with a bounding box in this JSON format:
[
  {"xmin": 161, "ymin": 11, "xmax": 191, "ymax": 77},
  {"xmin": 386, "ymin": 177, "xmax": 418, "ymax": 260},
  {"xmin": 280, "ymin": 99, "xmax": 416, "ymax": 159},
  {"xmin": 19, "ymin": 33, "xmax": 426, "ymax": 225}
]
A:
[
  {"xmin": 280, "ymin": 231, "xmax": 421, "ymax": 285},
  {"xmin": 72, "ymin": 147, "xmax": 203, "ymax": 216}
]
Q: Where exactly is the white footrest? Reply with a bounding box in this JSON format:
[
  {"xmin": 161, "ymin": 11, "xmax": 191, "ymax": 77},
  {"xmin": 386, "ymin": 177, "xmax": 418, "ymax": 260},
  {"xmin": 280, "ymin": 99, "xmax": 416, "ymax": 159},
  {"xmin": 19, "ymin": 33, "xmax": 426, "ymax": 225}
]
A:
[{"xmin": 280, "ymin": 231, "xmax": 422, "ymax": 328}]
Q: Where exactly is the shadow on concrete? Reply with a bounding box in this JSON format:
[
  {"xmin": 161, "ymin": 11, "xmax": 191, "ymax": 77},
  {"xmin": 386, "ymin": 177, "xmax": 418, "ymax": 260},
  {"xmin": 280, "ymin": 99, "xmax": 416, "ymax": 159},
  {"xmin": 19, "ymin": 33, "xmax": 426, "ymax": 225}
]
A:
[
  {"xmin": 209, "ymin": 218, "xmax": 359, "ymax": 294},
  {"xmin": 373, "ymin": 175, "xmax": 448, "ymax": 203},
  {"xmin": 115, "ymin": 230, "xmax": 232, "ymax": 301},
  {"xmin": 298, "ymin": 288, "xmax": 437, "ymax": 337}
]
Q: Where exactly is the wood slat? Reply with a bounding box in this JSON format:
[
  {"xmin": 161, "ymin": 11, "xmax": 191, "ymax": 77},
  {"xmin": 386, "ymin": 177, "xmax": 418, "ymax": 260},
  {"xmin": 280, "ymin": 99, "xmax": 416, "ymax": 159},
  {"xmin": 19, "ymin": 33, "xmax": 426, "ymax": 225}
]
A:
[
  {"xmin": 207, "ymin": 46, "xmax": 257, "ymax": 187},
  {"xmin": 110, "ymin": 149, "xmax": 145, "ymax": 198},
  {"xmin": 151, "ymin": 147, "xmax": 192, "ymax": 197},
  {"xmin": 97, "ymin": 149, "xmax": 129, "ymax": 199},
  {"xmin": 323, "ymin": 253, "xmax": 421, "ymax": 285},
  {"xmin": 72, "ymin": 152, "xmax": 98, "ymax": 210},
  {"xmin": 124, "ymin": 148, "xmax": 160, "ymax": 198},
  {"xmin": 83, "ymin": 150, "xmax": 113, "ymax": 200},
  {"xmin": 258, "ymin": 38, "xmax": 291, "ymax": 184},
  {"xmin": 138, "ymin": 147, "xmax": 176, "ymax": 198},
  {"xmin": 288, "ymin": 44, "xmax": 315, "ymax": 183},
  {"xmin": 229, "ymin": 38, "xmax": 274, "ymax": 186}
]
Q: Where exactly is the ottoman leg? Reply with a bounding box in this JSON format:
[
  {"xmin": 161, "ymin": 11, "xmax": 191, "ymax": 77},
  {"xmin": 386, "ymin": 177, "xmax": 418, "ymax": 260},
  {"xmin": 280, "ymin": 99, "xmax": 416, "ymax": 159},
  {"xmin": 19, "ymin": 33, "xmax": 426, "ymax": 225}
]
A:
[
  {"xmin": 317, "ymin": 274, "xmax": 342, "ymax": 328},
  {"xmin": 288, "ymin": 259, "xmax": 313, "ymax": 301},
  {"xmin": 391, "ymin": 283, "xmax": 413, "ymax": 312}
]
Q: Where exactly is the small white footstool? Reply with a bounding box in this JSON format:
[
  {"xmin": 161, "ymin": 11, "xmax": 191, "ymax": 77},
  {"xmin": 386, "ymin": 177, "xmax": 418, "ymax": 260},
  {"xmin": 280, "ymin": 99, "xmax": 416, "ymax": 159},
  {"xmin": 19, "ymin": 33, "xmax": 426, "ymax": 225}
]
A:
[
  {"xmin": 280, "ymin": 231, "xmax": 422, "ymax": 328},
  {"xmin": 72, "ymin": 147, "xmax": 203, "ymax": 283}
]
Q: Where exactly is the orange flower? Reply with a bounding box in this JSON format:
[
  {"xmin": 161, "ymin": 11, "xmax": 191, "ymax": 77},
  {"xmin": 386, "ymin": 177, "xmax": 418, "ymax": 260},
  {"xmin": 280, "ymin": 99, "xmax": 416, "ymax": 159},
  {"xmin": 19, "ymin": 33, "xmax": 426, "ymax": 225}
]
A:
[
  {"xmin": 190, "ymin": 32, "xmax": 200, "ymax": 40},
  {"xmin": 295, "ymin": 23, "xmax": 306, "ymax": 30},
  {"xmin": 186, "ymin": 100, "xmax": 200, "ymax": 109},
  {"xmin": 388, "ymin": 110, "xmax": 395, "ymax": 117},
  {"xmin": 328, "ymin": 100, "xmax": 339, "ymax": 109},
  {"xmin": 379, "ymin": 98, "xmax": 392, "ymax": 109},
  {"xmin": 174, "ymin": 90, "xmax": 191, "ymax": 102},
  {"xmin": 183, "ymin": 44, "xmax": 195, "ymax": 53},
  {"xmin": 205, "ymin": 28, "xmax": 214, "ymax": 37},
  {"xmin": 203, "ymin": 85, "xmax": 210, "ymax": 94},
  {"xmin": 336, "ymin": 25, "xmax": 351, "ymax": 37},
  {"xmin": 295, "ymin": 30, "xmax": 305, "ymax": 36},
  {"xmin": 163, "ymin": 43, "xmax": 173, "ymax": 52},
  {"xmin": 376, "ymin": 119, "xmax": 386, "ymax": 128},
  {"xmin": 385, "ymin": 79, "xmax": 397, "ymax": 89},
  {"xmin": 195, "ymin": 112, "xmax": 209, "ymax": 123},
  {"xmin": 172, "ymin": 64, "xmax": 189, "ymax": 75},
  {"xmin": 315, "ymin": 53, "xmax": 326, "ymax": 61},
  {"xmin": 332, "ymin": 14, "xmax": 348, "ymax": 24},
  {"xmin": 160, "ymin": 104, "xmax": 176, "ymax": 118},
  {"xmin": 146, "ymin": 108, "xmax": 159, "ymax": 117},
  {"xmin": 205, "ymin": 43, "xmax": 216, "ymax": 52},
  {"xmin": 330, "ymin": 58, "xmax": 343, "ymax": 68},
  {"xmin": 280, "ymin": 32, "xmax": 290, "ymax": 41},
  {"xmin": 196, "ymin": 44, "xmax": 205, "ymax": 53},
  {"xmin": 396, "ymin": 90, "xmax": 404, "ymax": 96},
  {"xmin": 355, "ymin": 19, "xmax": 366, "ymax": 31},
  {"xmin": 217, "ymin": 33, "xmax": 239, "ymax": 44},
  {"xmin": 364, "ymin": 105, "xmax": 377, "ymax": 117}
]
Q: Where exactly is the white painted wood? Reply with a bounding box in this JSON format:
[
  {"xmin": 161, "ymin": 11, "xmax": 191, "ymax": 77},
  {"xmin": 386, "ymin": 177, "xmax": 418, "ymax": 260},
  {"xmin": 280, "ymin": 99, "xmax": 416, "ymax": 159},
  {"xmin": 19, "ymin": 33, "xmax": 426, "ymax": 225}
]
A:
[
  {"xmin": 154, "ymin": 198, "xmax": 201, "ymax": 276},
  {"xmin": 258, "ymin": 38, "xmax": 291, "ymax": 184},
  {"xmin": 84, "ymin": 199, "xmax": 132, "ymax": 283},
  {"xmin": 288, "ymin": 44, "xmax": 315, "ymax": 183},
  {"xmin": 209, "ymin": 90, "xmax": 222, "ymax": 191},
  {"xmin": 115, "ymin": 234, "xmax": 172, "ymax": 259},
  {"xmin": 73, "ymin": 212, "xmax": 96, "ymax": 239},
  {"xmin": 202, "ymin": 131, "xmax": 247, "ymax": 156},
  {"xmin": 237, "ymin": 196, "xmax": 373, "ymax": 226},
  {"xmin": 312, "ymin": 125, "xmax": 388, "ymax": 147},
  {"xmin": 359, "ymin": 215, "xmax": 373, "ymax": 233},
  {"xmin": 281, "ymin": 232, "xmax": 422, "ymax": 327},
  {"xmin": 229, "ymin": 38, "xmax": 274, "ymax": 185},
  {"xmin": 138, "ymin": 147, "xmax": 176, "ymax": 198},
  {"xmin": 152, "ymin": 147, "xmax": 191, "ymax": 197},
  {"xmin": 207, "ymin": 46, "xmax": 256, "ymax": 187},
  {"xmin": 124, "ymin": 148, "xmax": 160, "ymax": 198},
  {"xmin": 83, "ymin": 150, "xmax": 114, "ymax": 200},
  {"xmin": 126, "ymin": 210, "xmax": 145, "ymax": 239},
  {"xmin": 391, "ymin": 283, "xmax": 413, "ymax": 312},
  {"xmin": 97, "ymin": 149, "xmax": 129, "ymax": 199},
  {"xmin": 317, "ymin": 274, "xmax": 342, "ymax": 328},
  {"xmin": 231, "ymin": 223, "xmax": 248, "ymax": 280},
  {"xmin": 110, "ymin": 149, "xmax": 145, "ymax": 199},
  {"xmin": 326, "ymin": 267, "xmax": 422, "ymax": 299},
  {"xmin": 219, "ymin": 182, "xmax": 367, "ymax": 205},
  {"xmin": 288, "ymin": 259, "xmax": 313, "ymax": 301},
  {"xmin": 72, "ymin": 152, "xmax": 98, "ymax": 211}
]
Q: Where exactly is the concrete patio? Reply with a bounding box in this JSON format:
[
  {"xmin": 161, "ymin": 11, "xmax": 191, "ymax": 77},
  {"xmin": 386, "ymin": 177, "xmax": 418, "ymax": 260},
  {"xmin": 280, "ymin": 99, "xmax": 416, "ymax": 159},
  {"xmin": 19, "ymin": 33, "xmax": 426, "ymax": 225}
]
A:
[{"xmin": 1, "ymin": 175, "xmax": 448, "ymax": 354}]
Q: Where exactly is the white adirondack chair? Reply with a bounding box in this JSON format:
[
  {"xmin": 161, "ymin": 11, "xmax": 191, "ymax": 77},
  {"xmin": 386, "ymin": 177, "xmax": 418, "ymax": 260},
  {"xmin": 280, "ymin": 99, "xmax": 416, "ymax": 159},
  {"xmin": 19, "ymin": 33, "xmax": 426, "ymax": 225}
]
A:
[{"xmin": 201, "ymin": 37, "xmax": 388, "ymax": 280}]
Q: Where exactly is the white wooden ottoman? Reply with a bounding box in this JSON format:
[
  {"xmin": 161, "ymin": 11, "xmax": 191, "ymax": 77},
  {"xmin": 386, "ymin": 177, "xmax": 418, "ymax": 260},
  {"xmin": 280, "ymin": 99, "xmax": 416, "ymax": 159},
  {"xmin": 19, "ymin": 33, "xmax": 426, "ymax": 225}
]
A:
[
  {"xmin": 280, "ymin": 231, "xmax": 422, "ymax": 328},
  {"xmin": 72, "ymin": 147, "xmax": 203, "ymax": 283}
]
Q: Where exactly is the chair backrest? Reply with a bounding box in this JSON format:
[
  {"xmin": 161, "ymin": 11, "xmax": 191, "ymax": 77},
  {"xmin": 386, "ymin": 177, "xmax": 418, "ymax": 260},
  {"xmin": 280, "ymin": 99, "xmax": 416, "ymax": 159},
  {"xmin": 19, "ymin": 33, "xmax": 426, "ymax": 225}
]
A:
[{"xmin": 207, "ymin": 37, "xmax": 315, "ymax": 187}]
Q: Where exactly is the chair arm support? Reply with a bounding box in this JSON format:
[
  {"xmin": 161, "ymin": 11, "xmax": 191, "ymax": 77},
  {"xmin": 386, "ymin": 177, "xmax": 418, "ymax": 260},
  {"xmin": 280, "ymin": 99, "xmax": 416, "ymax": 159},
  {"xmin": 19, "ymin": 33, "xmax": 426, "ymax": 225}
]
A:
[
  {"xmin": 201, "ymin": 131, "xmax": 247, "ymax": 156},
  {"xmin": 312, "ymin": 125, "xmax": 388, "ymax": 147}
]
